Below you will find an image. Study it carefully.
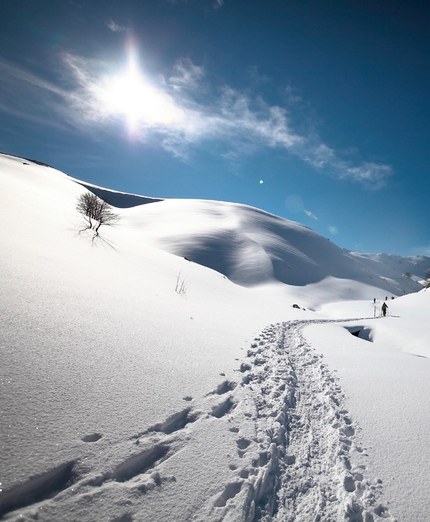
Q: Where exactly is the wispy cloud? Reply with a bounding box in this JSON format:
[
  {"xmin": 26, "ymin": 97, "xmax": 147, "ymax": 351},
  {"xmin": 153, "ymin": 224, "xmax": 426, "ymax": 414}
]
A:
[
  {"xmin": 106, "ymin": 20, "xmax": 128, "ymax": 33},
  {"xmin": 169, "ymin": 58, "xmax": 205, "ymax": 92},
  {"xmin": 0, "ymin": 58, "xmax": 67, "ymax": 97},
  {"xmin": 0, "ymin": 52, "xmax": 392, "ymax": 187},
  {"xmin": 297, "ymin": 140, "xmax": 392, "ymax": 189},
  {"xmin": 0, "ymin": 57, "xmax": 80, "ymax": 134}
]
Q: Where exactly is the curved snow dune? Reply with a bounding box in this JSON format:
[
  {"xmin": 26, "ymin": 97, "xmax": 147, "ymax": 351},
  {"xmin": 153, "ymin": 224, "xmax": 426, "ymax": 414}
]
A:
[
  {"xmin": 0, "ymin": 321, "xmax": 395, "ymax": 522},
  {"xmin": 121, "ymin": 198, "xmax": 424, "ymax": 294}
]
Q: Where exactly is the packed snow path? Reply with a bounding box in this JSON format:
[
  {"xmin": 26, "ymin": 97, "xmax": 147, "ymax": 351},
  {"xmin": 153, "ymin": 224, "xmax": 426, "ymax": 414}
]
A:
[
  {"xmin": 206, "ymin": 319, "xmax": 396, "ymax": 522},
  {"xmin": 0, "ymin": 320, "xmax": 395, "ymax": 522}
]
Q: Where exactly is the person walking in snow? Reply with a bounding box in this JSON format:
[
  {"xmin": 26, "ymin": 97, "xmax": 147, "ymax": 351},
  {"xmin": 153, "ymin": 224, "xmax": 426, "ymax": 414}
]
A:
[{"xmin": 381, "ymin": 301, "xmax": 388, "ymax": 317}]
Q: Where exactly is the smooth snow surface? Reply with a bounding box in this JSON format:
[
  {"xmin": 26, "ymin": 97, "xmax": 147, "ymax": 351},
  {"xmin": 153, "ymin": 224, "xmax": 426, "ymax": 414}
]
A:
[{"xmin": 1, "ymin": 153, "xmax": 429, "ymax": 521}]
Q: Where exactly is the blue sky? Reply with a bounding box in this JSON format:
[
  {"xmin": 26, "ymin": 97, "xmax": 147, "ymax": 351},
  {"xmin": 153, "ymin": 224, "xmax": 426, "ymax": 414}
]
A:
[{"xmin": 1, "ymin": 0, "xmax": 429, "ymax": 256}]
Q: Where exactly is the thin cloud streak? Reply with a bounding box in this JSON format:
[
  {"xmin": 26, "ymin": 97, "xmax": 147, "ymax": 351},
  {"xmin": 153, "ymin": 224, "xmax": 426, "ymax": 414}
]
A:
[
  {"xmin": 0, "ymin": 101, "xmax": 74, "ymax": 133},
  {"xmin": 0, "ymin": 58, "xmax": 68, "ymax": 98},
  {"xmin": 106, "ymin": 20, "xmax": 128, "ymax": 33},
  {"xmin": 0, "ymin": 53, "xmax": 393, "ymax": 187}
]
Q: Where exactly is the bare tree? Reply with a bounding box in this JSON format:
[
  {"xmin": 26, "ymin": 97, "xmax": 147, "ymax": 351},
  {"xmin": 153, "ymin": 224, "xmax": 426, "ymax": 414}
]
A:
[{"xmin": 76, "ymin": 193, "xmax": 119, "ymax": 237}]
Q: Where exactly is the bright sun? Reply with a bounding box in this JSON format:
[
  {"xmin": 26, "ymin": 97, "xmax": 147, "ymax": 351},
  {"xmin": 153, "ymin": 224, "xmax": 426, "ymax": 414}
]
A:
[{"xmin": 98, "ymin": 48, "xmax": 181, "ymax": 133}]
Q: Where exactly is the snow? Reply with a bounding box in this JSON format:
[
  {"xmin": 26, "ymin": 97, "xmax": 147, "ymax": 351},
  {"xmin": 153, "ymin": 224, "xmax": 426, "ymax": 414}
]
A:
[
  {"xmin": 319, "ymin": 291, "xmax": 430, "ymax": 358},
  {"xmin": 304, "ymin": 323, "xmax": 430, "ymax": 521},
  {"xmin": 1, "ymin": 152, "xmax": 429, "ymax": 521}
]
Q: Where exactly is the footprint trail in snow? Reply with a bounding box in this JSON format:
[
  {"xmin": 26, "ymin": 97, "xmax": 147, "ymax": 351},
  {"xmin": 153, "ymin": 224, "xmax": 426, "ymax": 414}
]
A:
[
  {"xmin": 195, "ymin": 320, "xmax": 396, "ymax": 521},
  {"xmin": 0, "ymin": 320, "xmax": 396, "ymax": 522}
]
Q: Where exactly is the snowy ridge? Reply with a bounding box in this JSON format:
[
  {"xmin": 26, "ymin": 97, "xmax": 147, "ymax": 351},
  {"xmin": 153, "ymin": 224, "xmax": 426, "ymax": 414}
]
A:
[
  {"xmin": 122, "ymin": 198, "xmax": 426, "ymax": 295},
  {"xmin": 76, "ymin": 180, "xmax": 163, "ymax": 208}
]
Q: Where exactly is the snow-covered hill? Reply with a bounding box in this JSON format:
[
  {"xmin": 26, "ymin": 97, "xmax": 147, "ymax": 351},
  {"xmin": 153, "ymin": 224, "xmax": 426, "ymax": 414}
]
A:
[
  {"xmin": 1, "ymin": 152, "xmax": 430, "ymax": 522},
  {"xmin": 80, "ymin": 174, "xmax": 427, "ymax": 296}
]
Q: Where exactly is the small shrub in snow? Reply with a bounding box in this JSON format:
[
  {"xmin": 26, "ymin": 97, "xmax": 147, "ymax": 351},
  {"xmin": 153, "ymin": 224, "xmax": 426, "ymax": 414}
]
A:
[
  {"xmin": 175, "ymin": 272, "xmax": 186, "ymax": 295},
  {"xmin": 76, "ymin": 193, "xmax": 119, "ymax": 238}
]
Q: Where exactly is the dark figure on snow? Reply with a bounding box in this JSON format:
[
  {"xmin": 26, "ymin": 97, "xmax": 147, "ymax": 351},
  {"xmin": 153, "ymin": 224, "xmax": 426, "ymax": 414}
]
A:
[{"xmin": 381, "ymin": 302, "xmax": 388, "ymax": 317}]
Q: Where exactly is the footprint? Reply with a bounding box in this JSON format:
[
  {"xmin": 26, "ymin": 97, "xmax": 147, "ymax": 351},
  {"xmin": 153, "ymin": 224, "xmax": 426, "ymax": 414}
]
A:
[
  {"xmin": 240, "ymin": 363, "xmax": 252, "ymax": 373},
  {"xmin": 214, "ymin": 481, "xmax": 243, "ymax": 507},
  {"xmin": 211, "ymin": 397, "xmax": 235, "ymax": 418},
  {"xmin": 342, "ymin": 426, "xmax": 355, "ymax": 437},
  {"xmin": 343, "ymin": 474, "xmax": 356, "ymax": 493},
  {"xmin": 374, "ymin": 504, "xmax": 389, "ymax": 517},
  {"xmin": 285, "ymin": 455, "xmax": 296, "ymax": 465},
  {"xmin": 82, "ymin": 433, "xmax": 103, "ymax": 443},
  {"xmin": 242, "ymin": 375, "xmax": 252, "ymax": 385},
  {"xmin": 0, "ymin": 461, "xmax": 76, "ymax": 518},
  {"xmin": 211, "ymin": 380, "xmax": 237, "ymax": 395},
  {"xmin": 110, "ymin": 445, "xmax": 170, "ymax": 483},
  {"xmin": 253, "ymin": 451, "xmax": 270, "ymax": 467},
  {"xmin": 236, "ymin": 438, "xmax": 251, "ymax": 450},
  {"xmin": 148, "ymin": 408, "xmax": 197, "ymax": 435}
]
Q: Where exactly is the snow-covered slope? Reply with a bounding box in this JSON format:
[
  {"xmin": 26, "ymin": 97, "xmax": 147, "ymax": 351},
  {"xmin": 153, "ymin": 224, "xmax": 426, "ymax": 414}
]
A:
[
  {"xmin": 82, "ymin": 176, "xmax": 427, "ymax": 296},
  {"xmin": 1, "ymin": 152, "xmax": 430, "ymax": 522},
  {"xmin": 319, "ymin": 288, "xmax": 430, "ymax": 357}
]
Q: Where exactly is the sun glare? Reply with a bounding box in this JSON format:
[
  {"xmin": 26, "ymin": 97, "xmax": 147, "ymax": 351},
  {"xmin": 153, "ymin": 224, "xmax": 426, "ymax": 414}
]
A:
[{"xmin": 98, "ymin": 48, "xmax": 181, "ymax": 134}]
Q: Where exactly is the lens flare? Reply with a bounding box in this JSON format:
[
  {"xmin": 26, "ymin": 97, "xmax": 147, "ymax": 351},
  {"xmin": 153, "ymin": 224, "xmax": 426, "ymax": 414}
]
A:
[
  {"xmin": 95, "ymin": 43, "xmax": 183, "ymax": 135},
  {"xmin": 285, "ymin": 195, "xmax": 304, "ymax": 214}
]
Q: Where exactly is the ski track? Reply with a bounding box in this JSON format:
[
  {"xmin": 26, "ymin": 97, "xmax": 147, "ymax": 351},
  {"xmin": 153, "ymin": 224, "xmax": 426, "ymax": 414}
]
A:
[{"xmin": 0, "ymin": 319, "xmax": 397, "ymax": 522}]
